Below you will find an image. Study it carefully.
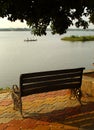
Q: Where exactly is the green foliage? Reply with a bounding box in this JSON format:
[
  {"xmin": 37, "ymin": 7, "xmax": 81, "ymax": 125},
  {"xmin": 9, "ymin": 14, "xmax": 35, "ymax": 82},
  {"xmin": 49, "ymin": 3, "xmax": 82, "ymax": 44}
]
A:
[
  {"xmin": 0, "ymin": 86, "xmax": 11, "ymax": 91},
  {"xmin": 0, "ymin": 0, "xmax": 94, "ymax": 35},
  {"xmin": 5, "ymin": 86, "xmax": 11, "ymax": 90},
  {"xmin": 61, "ymin": 35, "xmax": 94, "ymax": 42},
  {"xmin": 0, "ymin": 88, "xmax": 3, "ymax": 91}
]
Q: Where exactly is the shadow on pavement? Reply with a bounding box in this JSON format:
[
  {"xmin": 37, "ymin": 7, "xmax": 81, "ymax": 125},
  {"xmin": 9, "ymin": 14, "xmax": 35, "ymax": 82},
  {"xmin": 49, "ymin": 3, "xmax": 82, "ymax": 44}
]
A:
[{"xmin": 24, "ymin": 102, "xmax": 94, "ymax": 129}]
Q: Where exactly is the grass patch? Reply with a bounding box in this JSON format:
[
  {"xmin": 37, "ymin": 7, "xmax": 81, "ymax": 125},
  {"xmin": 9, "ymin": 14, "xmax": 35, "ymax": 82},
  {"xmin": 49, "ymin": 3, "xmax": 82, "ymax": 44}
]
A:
[
  {"xmin": 0, "ymin": 87, "xmax": 11, "ymax": 93},
  {"xmin": 61, "ymin": 35, "xmax": 94, "ymax": 42}
]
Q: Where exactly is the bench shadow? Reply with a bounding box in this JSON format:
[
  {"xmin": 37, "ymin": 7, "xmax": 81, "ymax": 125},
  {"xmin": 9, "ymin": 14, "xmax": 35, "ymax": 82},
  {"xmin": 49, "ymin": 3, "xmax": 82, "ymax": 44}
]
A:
[{"xmin": 23, "ymin": 102, "xmax": 94, "ymax": 129}]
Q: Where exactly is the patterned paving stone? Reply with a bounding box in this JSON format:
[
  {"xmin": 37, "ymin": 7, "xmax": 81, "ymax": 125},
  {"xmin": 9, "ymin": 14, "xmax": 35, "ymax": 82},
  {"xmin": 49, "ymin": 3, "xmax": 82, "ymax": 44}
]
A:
[
  {"xmin": 33, "ymin": 125, "xmax": 50, "ymax": 130},
  {"xmin": 5, "ymin": 126, "xmax": 20, "ymax": 130},
  {"xmin": 0, "ymin": 100, "xmax": 12, "ymax": 106},
  {"xmin": 0, "ymin": 118, "xmax": 13, "ymax": 123},
  {"xmin": 0, "ymin": 123, "xmax": 7, "ymax": 130},
  {"xmin": 49, "ymin": 123, "xmax": 64, "ymax": 130},
  {"xmin": 64, "ymin": 125, "xmax": 79, "ymax": 130},
  {"xmin": 0, "ymin": 106, "xmax": 6, "ymax": 114},
  {"xmin": 0, "ymin": 90, "xmax": 94, "ymax": 129}
]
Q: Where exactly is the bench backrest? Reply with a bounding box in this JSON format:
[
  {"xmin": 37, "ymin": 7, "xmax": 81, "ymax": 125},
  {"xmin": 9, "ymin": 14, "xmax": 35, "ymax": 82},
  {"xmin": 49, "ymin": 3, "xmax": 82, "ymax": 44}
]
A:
[{"xmin": 20, "ymin": 68, "xmax": 85, "ymax": 97}]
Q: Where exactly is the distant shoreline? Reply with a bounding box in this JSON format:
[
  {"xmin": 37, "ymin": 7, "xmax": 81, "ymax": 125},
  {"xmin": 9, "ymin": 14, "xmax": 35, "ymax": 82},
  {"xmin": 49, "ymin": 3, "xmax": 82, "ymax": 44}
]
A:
[
  {"xmin": 0, "ymin": 28, "xmax": 93, "ymax": 31},
  {"xmin": 0, "ymin": 28, "xmax": 31, "ymax": 31}
]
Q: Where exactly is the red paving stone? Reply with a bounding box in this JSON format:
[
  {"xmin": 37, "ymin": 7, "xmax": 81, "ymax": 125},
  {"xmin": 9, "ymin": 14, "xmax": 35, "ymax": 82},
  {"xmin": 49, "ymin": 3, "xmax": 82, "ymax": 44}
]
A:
[
  {"xmin": 1, "ymin": 119, "xmax": 38, "ymax": 130},
  {"xmin": 20, "ymin": 119, "xmax": 37, "ymax": 129},
  {"xmin": 0, "ymin": 119, "xmax": 80, "ymax": 130},
  {"xmin": 8, "ymin": 119, "xmax": 22, "ymax": 127},
  {"xmin": 0, "ymin": 100, "xmax": 12, "ymax": 106},
  {"xmin": 5, "ymin": 126, "xmax": 20, "ymax": 130},
  {"xmin": 0, "ymin": 123, "xmax": 7, "ymax": 130}
]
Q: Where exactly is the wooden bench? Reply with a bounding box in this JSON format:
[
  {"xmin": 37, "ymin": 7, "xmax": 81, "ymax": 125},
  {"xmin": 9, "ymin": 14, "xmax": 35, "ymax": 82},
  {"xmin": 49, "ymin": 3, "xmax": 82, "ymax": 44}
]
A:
[{"xmin": 11, "ymin": 67, "xmax": 85, "ymax": 116}]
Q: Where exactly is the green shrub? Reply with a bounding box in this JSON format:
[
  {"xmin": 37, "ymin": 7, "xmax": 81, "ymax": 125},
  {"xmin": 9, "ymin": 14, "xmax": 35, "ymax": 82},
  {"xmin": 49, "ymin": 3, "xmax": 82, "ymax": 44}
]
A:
[{"xmin": 61, "ymin": 35, "xmax": 94, "ymax": 42}]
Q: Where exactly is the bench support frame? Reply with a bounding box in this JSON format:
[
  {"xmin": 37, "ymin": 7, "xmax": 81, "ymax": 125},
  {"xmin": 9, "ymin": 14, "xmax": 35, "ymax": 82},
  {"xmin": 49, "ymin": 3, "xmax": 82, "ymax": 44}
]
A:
[{"xmin": 11, "ymin": 68, "xmax": 85, "ymax": 116}]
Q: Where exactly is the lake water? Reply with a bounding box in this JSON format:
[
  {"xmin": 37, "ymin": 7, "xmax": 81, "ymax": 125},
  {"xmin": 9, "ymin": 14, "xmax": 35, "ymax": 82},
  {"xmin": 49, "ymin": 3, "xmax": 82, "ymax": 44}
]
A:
[{"xmin": 0, "ymin": 30, "xmax": 94, "ymax": 88}]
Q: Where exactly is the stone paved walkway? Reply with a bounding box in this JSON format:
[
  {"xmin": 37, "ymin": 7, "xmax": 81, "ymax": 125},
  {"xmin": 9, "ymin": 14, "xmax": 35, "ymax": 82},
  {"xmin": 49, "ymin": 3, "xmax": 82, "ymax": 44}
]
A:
[{"xmin": 0, "ymin": 90, "xmax": 94, "ymax": 130}]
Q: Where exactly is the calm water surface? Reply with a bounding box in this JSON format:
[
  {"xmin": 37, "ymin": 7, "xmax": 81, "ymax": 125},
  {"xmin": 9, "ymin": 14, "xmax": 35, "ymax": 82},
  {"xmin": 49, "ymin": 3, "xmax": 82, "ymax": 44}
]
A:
[{"xmin": 0, "ymin": 30, "xmax": 94, "ymax": 88}]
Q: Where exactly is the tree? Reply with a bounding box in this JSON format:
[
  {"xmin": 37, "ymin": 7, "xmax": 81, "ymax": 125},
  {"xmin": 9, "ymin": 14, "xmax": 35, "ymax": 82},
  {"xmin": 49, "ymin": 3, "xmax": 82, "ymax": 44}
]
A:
[{"xmin": 0, "ymin": 0, "xmax": 94, "ymax": 35}]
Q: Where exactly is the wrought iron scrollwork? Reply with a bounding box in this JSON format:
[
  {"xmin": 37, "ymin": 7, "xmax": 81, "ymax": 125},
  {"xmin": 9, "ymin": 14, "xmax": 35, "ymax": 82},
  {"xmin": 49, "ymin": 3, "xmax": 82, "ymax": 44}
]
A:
[
  {"xmin": 11, "ymin": 85, "xmax": 22, "ymax": 115},
  {"xmin": 70, "ymin": 88, "xmax": 82, "ymax": 105}
]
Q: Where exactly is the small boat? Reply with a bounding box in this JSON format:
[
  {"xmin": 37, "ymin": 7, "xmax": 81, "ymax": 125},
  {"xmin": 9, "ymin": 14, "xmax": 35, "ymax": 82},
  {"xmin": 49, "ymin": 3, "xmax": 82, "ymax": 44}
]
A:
[{"xmin": 24, "ymin": 38, "xmax": 37, "ymax": 42}]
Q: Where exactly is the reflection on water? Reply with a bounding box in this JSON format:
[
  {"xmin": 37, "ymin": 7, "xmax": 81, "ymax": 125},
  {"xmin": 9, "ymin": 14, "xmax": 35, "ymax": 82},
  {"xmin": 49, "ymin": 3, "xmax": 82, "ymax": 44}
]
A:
[{"xmin": 0, "ymin": 30, "xmax": 94, "ymax": 88}]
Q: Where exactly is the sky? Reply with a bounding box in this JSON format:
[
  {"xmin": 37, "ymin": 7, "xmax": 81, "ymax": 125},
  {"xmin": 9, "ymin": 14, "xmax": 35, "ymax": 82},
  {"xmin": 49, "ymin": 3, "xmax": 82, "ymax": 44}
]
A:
[
  {"xmin": 0, "ymin": 17, "xmax": 28, "ymax": 28},
  {"xmin": 0, "ymin": 17, "xmax": 94, "ymax": 29}
]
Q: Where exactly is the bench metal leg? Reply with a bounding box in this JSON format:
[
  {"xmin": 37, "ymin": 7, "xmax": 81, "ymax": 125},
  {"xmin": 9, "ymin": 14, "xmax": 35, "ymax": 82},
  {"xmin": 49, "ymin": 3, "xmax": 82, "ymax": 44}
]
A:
[
  {"xmin": 70, "ymin": 88, "xmax": 82, "ymax": 105},
  {"xmin": 75, "ymin": 88, "xmax": 82, "ymax": 105},
  {"xmin": 11, "ymin": 85, "xmax": 23, "ymax": 116}
]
